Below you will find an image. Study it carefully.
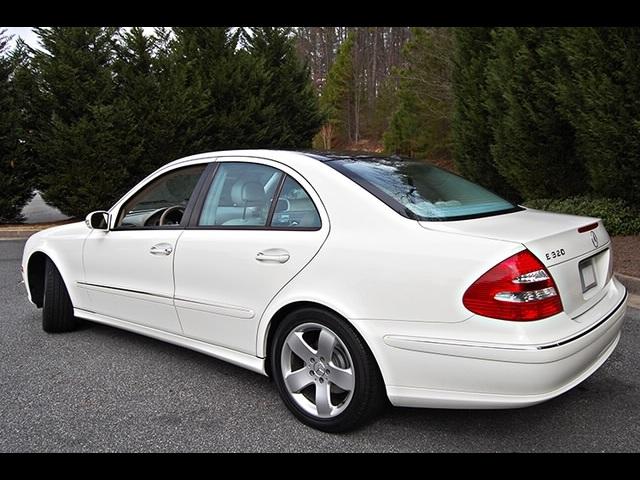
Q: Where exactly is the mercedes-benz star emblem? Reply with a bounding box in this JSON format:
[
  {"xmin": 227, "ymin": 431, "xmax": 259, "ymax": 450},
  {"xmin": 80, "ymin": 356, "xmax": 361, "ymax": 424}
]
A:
[{"xmin": 591, "ymin": 231, "xmax": 599, "ymax": 248}]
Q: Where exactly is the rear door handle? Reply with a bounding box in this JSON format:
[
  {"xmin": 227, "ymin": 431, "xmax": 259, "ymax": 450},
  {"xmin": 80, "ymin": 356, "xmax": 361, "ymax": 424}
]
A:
[
  {"xmin": 150, "ymin": 243, "xmax": 173, "ymax": 256},
  {"xmin": 256, "ymin": 249, "xmax": 290, "ymax": 263}
]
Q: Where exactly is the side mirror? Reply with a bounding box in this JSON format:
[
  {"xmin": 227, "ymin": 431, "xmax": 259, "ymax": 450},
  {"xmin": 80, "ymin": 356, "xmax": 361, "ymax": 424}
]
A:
[{"xmin": 85, "ymin": 211, "xmax": 110, "ymax": 231}]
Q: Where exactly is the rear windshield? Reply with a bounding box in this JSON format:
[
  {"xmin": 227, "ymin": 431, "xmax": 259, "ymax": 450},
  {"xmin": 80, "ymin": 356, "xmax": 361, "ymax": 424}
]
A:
[{"xmin": 328, "ymin": 158, "xmax": 520, "ymax": 221}]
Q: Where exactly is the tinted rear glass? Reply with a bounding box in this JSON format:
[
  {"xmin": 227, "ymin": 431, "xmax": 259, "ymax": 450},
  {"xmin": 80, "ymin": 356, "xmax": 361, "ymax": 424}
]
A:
[{"xmin": 329, "ymin": 159, "xmax": 519, "ymax": 221}]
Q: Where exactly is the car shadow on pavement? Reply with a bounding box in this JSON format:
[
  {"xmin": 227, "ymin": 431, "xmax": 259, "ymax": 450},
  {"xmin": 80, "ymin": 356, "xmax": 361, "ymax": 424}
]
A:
[{"xmin": 72, "ymin": 319, "xmax": 274, "ymax": 389}]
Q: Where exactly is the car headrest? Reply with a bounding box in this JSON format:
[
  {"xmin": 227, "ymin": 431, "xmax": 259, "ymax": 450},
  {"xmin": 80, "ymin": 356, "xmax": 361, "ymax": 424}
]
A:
[{"xmin": 231, "ymin": 180, "xmax": 266, "ymax": 206}]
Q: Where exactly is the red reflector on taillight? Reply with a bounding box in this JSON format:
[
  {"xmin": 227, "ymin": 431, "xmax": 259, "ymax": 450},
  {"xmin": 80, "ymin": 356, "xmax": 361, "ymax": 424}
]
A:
[
  {"xmin": 463, "ymin": 250, "xmax": 563, "ymax": 321},
  {"xmin": 578, "ymin": 222, "xmax": 598, "ymax": 233}
]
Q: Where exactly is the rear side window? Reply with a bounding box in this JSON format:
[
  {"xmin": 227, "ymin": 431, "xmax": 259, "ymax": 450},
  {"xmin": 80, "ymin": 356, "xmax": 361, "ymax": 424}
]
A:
[
  {"xmin": 197, "ymin": 162, "xmax": 322, "ymax": 229},
  {"xmin": 199, "ymin": 162, "xmax": 282, "ymax": 227},
  {"xmin": 328, "ymin": 159, "xmax": 519, "ymax": 221},
  {"xmin": 270, "ymin": 176, "xmax": 321, "ymax": 229}
]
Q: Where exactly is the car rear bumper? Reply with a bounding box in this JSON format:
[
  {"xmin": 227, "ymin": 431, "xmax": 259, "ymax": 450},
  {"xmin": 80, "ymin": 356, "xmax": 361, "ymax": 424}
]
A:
[
  {"xmin": 386, "ymin": 331, "xmax": 621, "ymax": 408},
  {"xmin": 354, "ymin": 279, "xmax": 628, "ymax": 409}
]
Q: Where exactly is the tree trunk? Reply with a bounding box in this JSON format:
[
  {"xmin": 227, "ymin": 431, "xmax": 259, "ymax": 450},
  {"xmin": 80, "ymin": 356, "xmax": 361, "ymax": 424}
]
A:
[{"xmin": 370, "ymin": 28, "xmax": 378, "ymax": 106}]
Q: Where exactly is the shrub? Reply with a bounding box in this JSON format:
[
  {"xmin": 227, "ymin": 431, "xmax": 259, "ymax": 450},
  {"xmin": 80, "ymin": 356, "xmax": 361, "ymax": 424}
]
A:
[
  {"xmin": 484, "ymin": 28, "xmax": 587, "ymax": 200},
  {"xmin": 524, "ymin": 196, "xmax": 640, "ymax": 236},
  {"xmin": 556, "ymin": 28, "xmax": 640, "ymax": 205}
]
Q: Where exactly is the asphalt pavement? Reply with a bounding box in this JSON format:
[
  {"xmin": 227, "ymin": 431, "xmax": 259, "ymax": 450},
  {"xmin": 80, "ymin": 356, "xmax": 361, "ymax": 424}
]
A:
[{"xmin": 1, "ymin": 239, "xmax": 639, "ymax": 452}]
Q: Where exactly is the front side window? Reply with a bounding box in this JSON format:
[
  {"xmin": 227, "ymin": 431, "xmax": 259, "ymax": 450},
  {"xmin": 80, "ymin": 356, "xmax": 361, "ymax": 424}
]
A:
[
  {"xmin": 328, "ymin": 158, "xmax": 519, "ymax": 221},
  {"xmin": 116, "ymin": 164, "xmax": 206, "ymax": 228},
  {"xmin": 199, "ymin": 163, "xmax": 283, "ymax": 227}
]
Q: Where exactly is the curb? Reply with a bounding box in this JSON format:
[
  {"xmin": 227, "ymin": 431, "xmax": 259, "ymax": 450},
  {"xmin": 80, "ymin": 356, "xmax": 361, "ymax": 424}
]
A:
[
  {"xmin": 616, "ymin": 273, "xmax": 640, "ymax": 296},
  {"xmin": 0, "ymin": 220, "xmax": 77, "ymax": 240}
]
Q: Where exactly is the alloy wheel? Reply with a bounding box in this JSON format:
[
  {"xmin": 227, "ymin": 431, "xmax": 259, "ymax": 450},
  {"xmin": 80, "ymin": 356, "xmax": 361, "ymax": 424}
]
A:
[{"xmin": 280, "ymin": 322, "xmax": 356, "ymax": 418}]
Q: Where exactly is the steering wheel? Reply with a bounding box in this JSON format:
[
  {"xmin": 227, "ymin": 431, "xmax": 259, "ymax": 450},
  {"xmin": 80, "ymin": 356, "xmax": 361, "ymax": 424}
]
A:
[{"xmin": 159, "ymin": 205, "xmax": 185, "ymax": 226}]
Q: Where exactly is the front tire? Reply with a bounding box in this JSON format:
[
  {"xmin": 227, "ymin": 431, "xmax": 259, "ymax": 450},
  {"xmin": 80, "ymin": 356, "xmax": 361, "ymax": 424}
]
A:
[
  {"xmin": 42, "ymin": 258, "xmax": 79, "ymax": 333},
  {"xmin": 271, "ymin": 307, "xmax": 386, "ymax": 432}
]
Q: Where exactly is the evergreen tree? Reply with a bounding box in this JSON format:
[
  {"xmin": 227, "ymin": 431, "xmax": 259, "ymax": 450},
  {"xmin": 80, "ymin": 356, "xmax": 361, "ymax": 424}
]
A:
[
  {"xmin": 11, "ymin": 39, "xmax": 44, "ymax": 184},
  {"xmin": 452, "ymin": 27, "xmax": 519, "ymax": 200},
  {"xmin": 245, "ymin": 27, "xmax": 323, "ymax": 148},
  {"xmin": 0, "ymin": 31, "xmax": 35, "ymax": 223},
  {"xmin": 319, "ymin": 33, "xmax": 356, "ymax": 148},
  {"xmin": 32, "ymin": 27, "xmax": 138, "ymax": 217},
  {"xmin": 383, "ymin": 28, "xmax": 454, "ymax": 160},
  {"xmin": 171, "ymin": 27, "xmax": 270, "ymax": 152},
  {"xmin": 369, "ymin": 77, "xmax": 399, "ymax": 143},
  {"xmin": 149, "ymin": 27, "xmax": 199, "ymax": 163},
  {"xmin": 484, "ymin": 27, "xmax": 585, "ymax": 200},
  {"xmin": 556, "ymin": 28, "xmax": 640, "ymax": 204},
  {"xmin": 112, "ymin": 27, "xmax": 170, "ymax": 181}
]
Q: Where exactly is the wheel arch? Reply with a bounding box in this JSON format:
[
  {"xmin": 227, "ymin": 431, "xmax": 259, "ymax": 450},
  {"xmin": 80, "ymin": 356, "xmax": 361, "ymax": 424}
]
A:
[
  {"xmin": 26, "ymin": 250, "xmax": 78, "ymax": 309},
  {"xmin": 261, "ymin": 300, "xmax": 384, "ymax": 383},
  {"xmin": 26, "ymin": 251, "xmax": 51, "ymax": 308}
]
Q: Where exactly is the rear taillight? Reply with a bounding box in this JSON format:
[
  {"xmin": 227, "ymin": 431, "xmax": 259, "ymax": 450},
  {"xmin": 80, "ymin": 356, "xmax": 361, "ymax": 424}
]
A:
[{"xmin": 463, "ymin": 250, "xmax": 563, "ymax": 321}]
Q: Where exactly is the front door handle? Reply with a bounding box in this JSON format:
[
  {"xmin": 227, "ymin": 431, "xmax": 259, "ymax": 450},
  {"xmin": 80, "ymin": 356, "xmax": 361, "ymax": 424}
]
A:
[
  {"xmin": 256, "ymin": 249, "xmax": 290, "ymax": 263},
  {"xmin": 150, "ymin": 243, "xmax": 173, "ymax": 256}
]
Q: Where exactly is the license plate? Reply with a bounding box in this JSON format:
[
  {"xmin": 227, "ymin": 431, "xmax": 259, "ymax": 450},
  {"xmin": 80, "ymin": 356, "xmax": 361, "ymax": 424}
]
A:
[{"xmin": 579, "ymin": 258, "xmax": 597, "ymax": 293}]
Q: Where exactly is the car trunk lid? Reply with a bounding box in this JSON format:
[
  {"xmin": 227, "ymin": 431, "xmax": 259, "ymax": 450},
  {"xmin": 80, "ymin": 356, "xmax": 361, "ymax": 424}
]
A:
[{"xmin": 419, "ymin": 208, "xmax": 612, "ymax": 319}]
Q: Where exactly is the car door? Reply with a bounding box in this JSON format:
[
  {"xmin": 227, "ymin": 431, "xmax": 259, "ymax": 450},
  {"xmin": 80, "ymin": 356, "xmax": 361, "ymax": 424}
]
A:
[
  {"xmin": 173, "ymin": 158, "xmax": 329, "ymax": 355},
  {"xmin": 81, "ymin": 163, "xmax": 209, "ymax": 334}
]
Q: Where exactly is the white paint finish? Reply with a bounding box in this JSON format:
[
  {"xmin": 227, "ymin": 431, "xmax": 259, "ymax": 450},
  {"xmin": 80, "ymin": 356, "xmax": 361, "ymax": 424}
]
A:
[
  {"xmin": 548, "ymin": 246, "xmax": 612, "ymax": 318},
  {"xmin": 421, "ymin": 208, "xmax": 613, "ymax": 318},
  {"xmin": 22, "ymin": 221, "xmax": 92, "ymax": 310},
  {"xmin": 262, "ymin": 222, "xmax": 522, "ymax": 325},
  {"xmin": 174, "ymin": 157, "xmax": 329, "ymax": 354},
  {"xmin": 420, "ymin": 207, "xmax": 609, "ymax": 268},
  {"xmin": 174, "ymin": 228, "xmax": 328, "ymax": 354},
  {"xmin": 260, "ymin": 271, "xmax": 626, "ymax": 362},
  {"xmin": 368, "ymin": 296, "xmax": 625, "ymax": 401},
  {"xmin": 21, "ymin": 149, "xmax": 629, "ymax": 411},
  {"xmin": 350, "ymin": 278, "xmax": 626, "ymax": 389},
  {"xmin": 382, "ymin": 292, "xmax": 626, "ymax": 363},
  {"xmin": 74, "ymin": 308, "xmax": 266, "ymax": 375},
  {"xmin": 387, "ymin": 333, "xmax": 620, "ymax": 409},
  {"xmin": 82, "ymin": 229, "xmax": 184, "ymax": 333},
  {"xmin": 173, "ymin": 296, "xmax": 255, "ymax": 319},
  {"xmin": 254, "ymin": 154, "xmax": 526, "ymax": 352}
]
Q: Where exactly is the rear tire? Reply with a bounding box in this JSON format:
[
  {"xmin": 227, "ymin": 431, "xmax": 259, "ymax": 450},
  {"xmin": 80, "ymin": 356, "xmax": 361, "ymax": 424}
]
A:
[
  {"xmin": 271, "ymin": 307, "xmax": 386, "ymax": 432},
  {"xmin": 42, "ymin": 258, "xmax": 79, "ymax": 333}
]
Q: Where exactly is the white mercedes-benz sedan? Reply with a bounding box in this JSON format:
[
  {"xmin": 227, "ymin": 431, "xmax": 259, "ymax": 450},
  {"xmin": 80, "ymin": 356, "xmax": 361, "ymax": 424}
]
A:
[{"xmin": 22, "ymin": 150, "xmax": 628, "ymax": 431}]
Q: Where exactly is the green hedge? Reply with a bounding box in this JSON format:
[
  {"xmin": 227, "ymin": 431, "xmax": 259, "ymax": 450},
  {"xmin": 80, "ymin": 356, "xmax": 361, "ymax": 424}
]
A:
[
  {"xmin": 452, "ymin": 28, "xmax": 640, "ymax": 206},
  {"xmin": 524, "ymin": 196, "xmax": 640, "ymax": 236}
]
